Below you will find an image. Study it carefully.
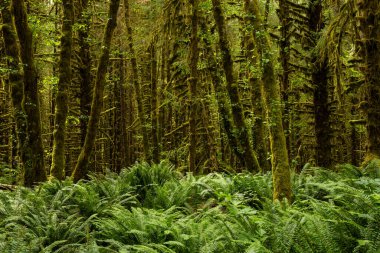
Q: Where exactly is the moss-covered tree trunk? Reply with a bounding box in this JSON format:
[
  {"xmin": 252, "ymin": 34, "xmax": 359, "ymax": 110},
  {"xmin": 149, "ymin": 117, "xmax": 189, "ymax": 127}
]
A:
[
  {"xmin": 244, "ymin": 0, "xmax": 291, "ymax": 201},
  {"xmin": 149, "ymin": 43, "xmax": 160, "ymax": 164},
  {"xmin": 12, "ymin": 0, "xmax": 47, "ymax": 186},
  {"xmin": 188, "ymin": 0, "xmax": 199, "ymax": 172},
  {"xmin": 76, "ymin": 0, "xmax": 92, "ymax": 146},
  {"xmin": 251, "ymin": 78, "xmax": 270, "ymax": 171},
  {"xmin": 309, "ymin": 0, "xmax": 332, "ymax": 168},
  {"xmin": 51, "ymin": 0, "xmax": 74, "ymax": 179},
  {"xmin": 124, "ymin": 0, "xmax": 150, "ymax": 161},
  {"xmin": 1, "ymin": 0, "xmax": 27, "ymax": 172},
  {"xmin": 211, "ymin": 0, "xmax": 261, "ymax": 173},
  {"xmin": 241, "ymin": 16, "xmax": 270, "ymax": 172},
  {"xmin": 71, "ymin": 0, "xmax": 120, "ymax": 181},
  {"xmin": 355, "ymin": 0, "xmax": 380, "ymax": 161},
  {"xmin": 200, "ymin": 22, "xmax": 246, "ymax": 169},
  {"xmin": 278, "ymin": 0, "xmax": 291, "ymax": 158}
]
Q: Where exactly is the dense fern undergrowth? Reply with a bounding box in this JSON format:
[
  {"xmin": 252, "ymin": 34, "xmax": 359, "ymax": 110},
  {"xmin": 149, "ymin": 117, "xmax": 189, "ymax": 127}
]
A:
[{"xmin": 0, "ymin": 162, "xmax": 379, "ymax": 253}]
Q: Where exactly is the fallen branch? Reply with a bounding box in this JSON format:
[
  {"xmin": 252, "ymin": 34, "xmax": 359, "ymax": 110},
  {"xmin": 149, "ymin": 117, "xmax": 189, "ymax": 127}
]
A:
[{"xmin": 0, "ymin": 183, "xmax": 16, "ymax": 191}]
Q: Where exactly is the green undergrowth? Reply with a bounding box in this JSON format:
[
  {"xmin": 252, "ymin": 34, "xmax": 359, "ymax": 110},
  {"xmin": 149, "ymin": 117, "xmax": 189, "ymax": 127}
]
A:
[{"xmin": 0, "ymin": 161, "xmax": 379, "ymax": 252}]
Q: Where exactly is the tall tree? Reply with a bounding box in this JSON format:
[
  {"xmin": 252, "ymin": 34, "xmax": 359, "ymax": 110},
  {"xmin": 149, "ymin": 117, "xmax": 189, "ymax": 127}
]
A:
[
  {"xmin": 211, "ymin": 0, "xmax": 261, "ymax": 173},
  {"xmin": 51, "ymin": 0, "xmax": 74, "ymax": 179},
  {"xmin": 244, "ymin": 0, "xmax": 292, "ymax": 201},
  {"xmin": 188, "ymin": 0, "xmax": 199, "ymax": 172},
  {"xmin": 124, "ymin": 0, "xmax": 150, "ymax": 161},
  {"xmin": 76, "ymin": 0, "xmax": 92, "ymax": 146},
  {"xmin": 309, "ymin": 0, "xmax": 332, "ymax": 168},
  {"xmin": 1, "ymin": 0, "xmax": 27, "ymax": 173},
  {"xmin": 71, "ymin": 0, "xmax": 120, "ymax": 181},
  {"xmin": 149, "ymin": 42, "xmax": 160, "ymax": 164},
  {"xmin": 241, "ymin": 8, "xmax": 270, "ymax": 172},
  {"xmin": 278, "ymin": 0, "xmax": 292, "ymax": 158},
  {"xmin": 12, "ymin": 0, "xmax": 47, "ymax": 186},
  {"xmin": 355, "ymin": 0, "xmax": 380, "ymax": 162}
]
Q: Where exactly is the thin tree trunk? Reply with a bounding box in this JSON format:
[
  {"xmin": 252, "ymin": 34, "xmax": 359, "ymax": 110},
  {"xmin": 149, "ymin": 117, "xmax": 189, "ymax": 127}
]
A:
[
  {"xmin": 71, "ymin": 0, "xmax": 120, "ymax": 181},
  {"xmin": 150, "ymin": 42, "xmax": 160, "ymax": 164},
  {"xmin": 77, "ymin": 0, "xmax": 92, "ymax": 146},
  {"xmin": 124, "ymin": 0, "xmax": 150, "ymax": 161},
  {"xmin": 51, "ymin": 0, "xmax": 74, "ymax": 179},
  {"xmin": 278, "ymin": 0, "xmax": 291, "ymax": 159},
  {"xmin": 244, "ymin": 0, "xmax": 291, "ymax": 201},
  {"xmin": 12, "ymin": 0, "xmax": 47, "ymax": 186},
  {"xmin": 119, "ymin": 57, "xmax": 128, "ymax": 170},
  {"xmin": 211, "ymin": 0, "xmax": 261, "ymax": 173},
  {"xmin": 188, "ymin": 0, "xmax": 199, "ymax": 172}
]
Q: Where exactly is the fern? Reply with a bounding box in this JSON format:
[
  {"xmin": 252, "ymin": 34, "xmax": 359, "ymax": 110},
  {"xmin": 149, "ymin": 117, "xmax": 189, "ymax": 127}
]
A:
[{"xmin": 0, "ymin": 162, "xmax": 379, "ymax": 252}]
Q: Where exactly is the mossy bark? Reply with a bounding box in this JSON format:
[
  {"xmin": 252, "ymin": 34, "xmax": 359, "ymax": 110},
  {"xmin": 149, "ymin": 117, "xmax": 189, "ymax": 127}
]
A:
[
  {"xmin": 188, "ymin": 0, "xmax": 199, "ymax": 172},
  {"xmin": 71, "ymin": 0, "xmax": 120, "ymax": 182},
  {"xmin": 355, "ymin": 0, "xmax": 380, "ymax": 161},
  {"xmin": 76, "ymin": 0, "xmax": 92, "ymax": 146},
  {"xmin": 12, "ymin": 0, "xmax": 47, "ymax": 186},
  {"xmin": 309, "ymin": 0, "xmax": 332, "ymax": 168},
  {"xmin": 124, "ymin": 0, "xmax": 150, "ymax": 161},
  {"xmin": 241, "ymin": 16, "xmax": 270, "ymax": 172},
  {"xmin": 278, "ymin": 0, "xmax": 291, "ymax": 159},
  {"xmin": 1, "ymin": 0, "xmax": 27, "ymax": 172},
  {"xmin": 244, "ymin": 0, "xmax": 292, "ymax": 201},
  {"xmin": 211, "ymin": 0, "xmax": 261, "ymax": 173},
  {"xmin": 51, "ymin": 0, "xmax": 74, "ymax": 180},
  {"xmin": 149, "ymin": 43, "xmax": 160, "ymax": 164},
  {"xmin": 251, "ymin": 79, "xmax": 270, "ymax": 172},
  {"xmin": 201, "ymin": 23, "xmax": 247, "ymax": 169}
]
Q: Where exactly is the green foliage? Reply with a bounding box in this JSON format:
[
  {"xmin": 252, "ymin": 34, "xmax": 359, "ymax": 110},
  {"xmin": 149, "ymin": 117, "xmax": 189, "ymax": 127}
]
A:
[
  {"xmin": 0, "ymin": 165, "xmax": 17, "ymax": 184},
  {"xmin": 0, "ymin": 162, "xmax": 379, "ymax": 252}
]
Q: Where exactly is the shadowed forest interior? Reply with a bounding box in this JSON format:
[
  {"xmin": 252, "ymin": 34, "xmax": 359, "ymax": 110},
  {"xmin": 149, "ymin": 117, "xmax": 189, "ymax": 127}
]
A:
[{"xmin": 0, "ymin": 0, "xmax": 379, "ymax": 252}]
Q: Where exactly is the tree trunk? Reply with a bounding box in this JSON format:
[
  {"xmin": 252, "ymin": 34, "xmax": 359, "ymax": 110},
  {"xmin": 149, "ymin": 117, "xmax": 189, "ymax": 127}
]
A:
[
  {"xmin": 241, "ymin": 14, "xmax": 270, "ymax": 172},
  {"xmin": 244, "ymin": 0, "xmax": 291, "ymax": 201},
  {"xmin": 150, "ymin": 43, "xmax": 160, "ymax": 164},
  {"xmin": 51, "ymin": 0, "xmax": 74, "ymax": 180},
  {"xmin": 200, "ymin": 22, "xmax": 245, "ymax": 169},
  {"xmin": 71, "ymin": 0, "xmax": 120, "ymax": 181},
  {"xmin": 278, "ymin": 0, "xmax": 291, "ymax": 159},
  {"xmin": 188, "ymin": 0, "xmax": 199, "ymax": 172},
  {"xmin": 309, "ymin": 0, "xmax": 332, "ymax": 168},
  {"xmin": 355, "ymin": 0, "xmax": 380, "ymax": 161},
  {"xmin": 312, "ymin": 58, "xmax": 331, "ymax": 168},
  {"xmin": 124, "ymin": 0, "xmax": 150, "ymax": 161},
  {"xmin": 1, "ymin": 0, "xmax": 27, "ymax": 173},
  {"xmin": 12, "ymin": 0, "xmax": 47, "ymax": 186},
  {"xmin": 211, "ymin": 0, "xmax": 261, "ymax": 173},
  {"xmin": 77, "ymin": 0, "xmax": 92, "ymax": 146}
]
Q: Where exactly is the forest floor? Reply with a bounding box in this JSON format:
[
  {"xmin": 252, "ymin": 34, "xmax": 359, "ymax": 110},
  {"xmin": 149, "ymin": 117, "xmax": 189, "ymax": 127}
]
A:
[{"xmin": 0, "ymin": 161, "xmax": 379, "ymax": 253}]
